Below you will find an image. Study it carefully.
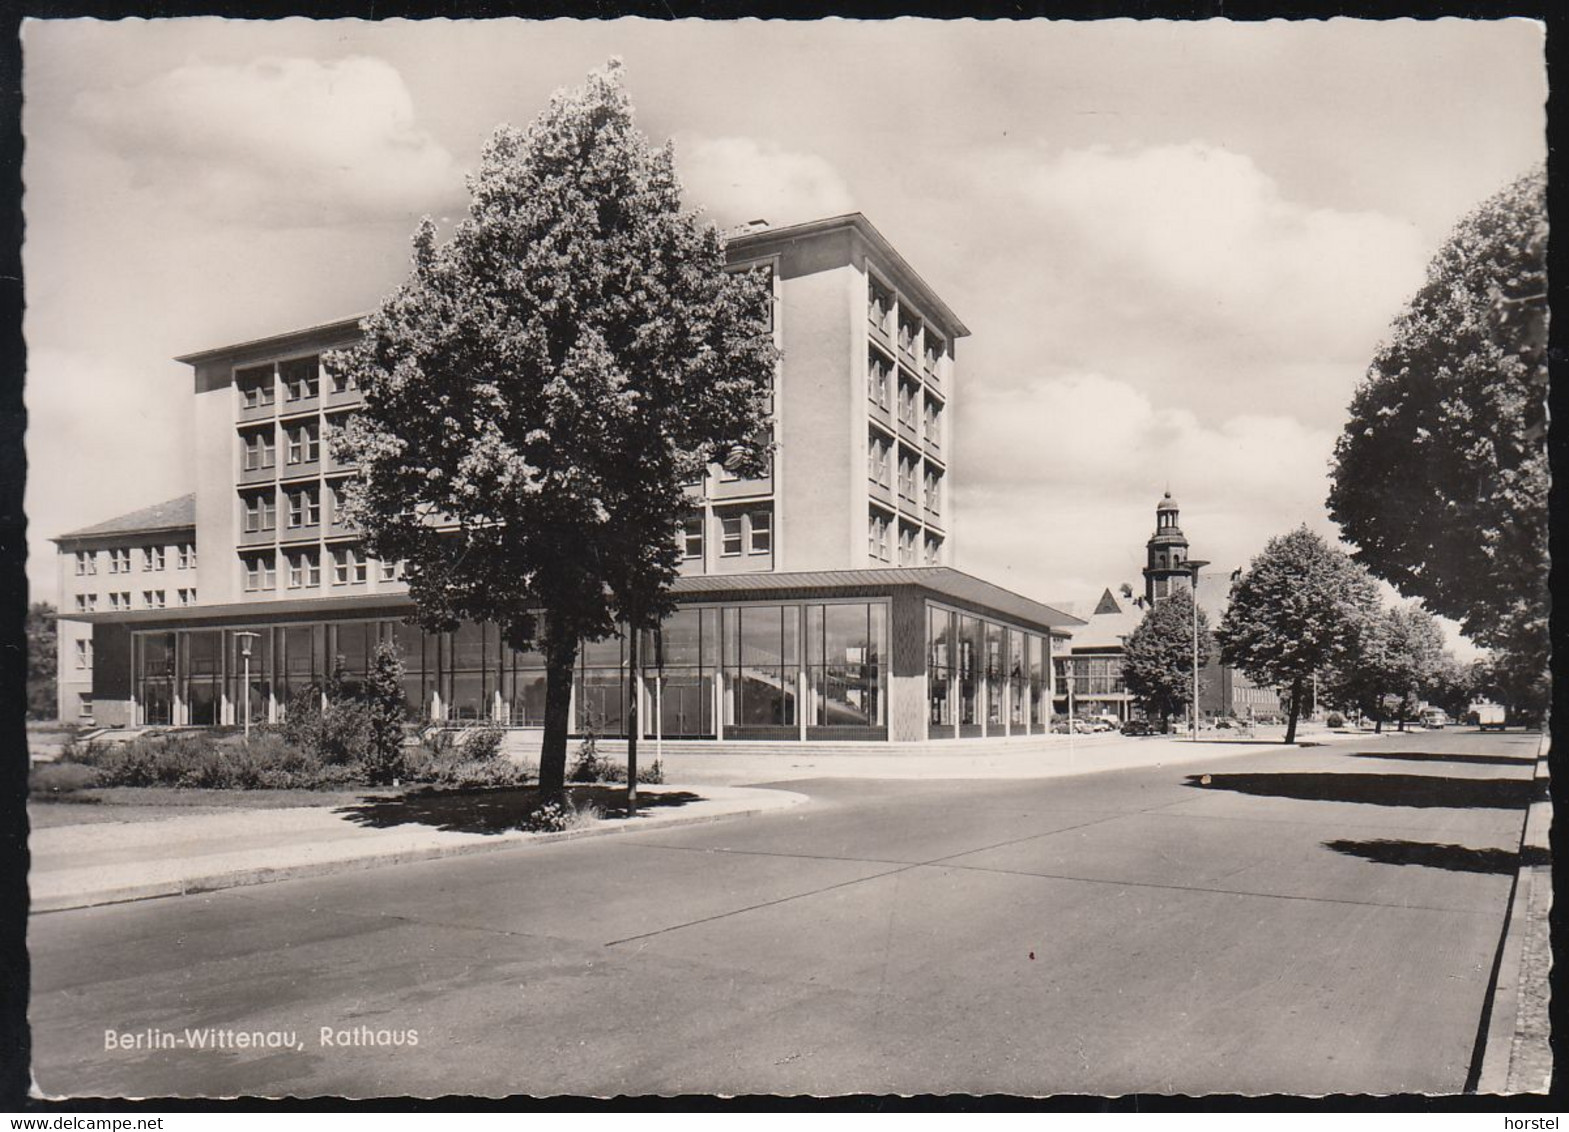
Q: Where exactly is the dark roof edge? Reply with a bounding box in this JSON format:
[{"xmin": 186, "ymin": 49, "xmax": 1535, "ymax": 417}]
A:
[
  {"xmin": 175, "ymin": 315, "xmax": 366, "ymax": 366},
  {"xmin": 52, "ymin": 522, "xmax": 196, "ymax": 547}
]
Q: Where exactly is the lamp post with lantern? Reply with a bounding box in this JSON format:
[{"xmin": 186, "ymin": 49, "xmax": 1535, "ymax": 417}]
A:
[
  {"xmin": 234, "ymin": 631, "xmax": 260, "ymax": 739},
  {"xmin": 1183, "ymin": 560, "xmax": 1210, "ymax": 741}
]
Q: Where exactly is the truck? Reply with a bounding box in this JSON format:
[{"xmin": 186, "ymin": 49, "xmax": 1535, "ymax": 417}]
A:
[{"xmin": 1470, "ymin": 701, "xmax": 1507, "ymax": 731}]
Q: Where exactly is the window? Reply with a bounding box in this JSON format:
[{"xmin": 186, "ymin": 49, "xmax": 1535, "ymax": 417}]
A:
[
  {"xmin": 867, "ymin": 432, "xmax": 891, "ymax": 487},
  {"xmin": 75, "ymin": 594, "xmax": 96, "ymax": 612},
  {"xmin": 142, "ymin": 590, "xmax": 166, "ymax": 609},
  {"xmin": 680, "ymin": 514, "xmax": 703, "ymax": 560},
  {"xmin": 898, "ymin": 378, "xmax": 918, "ymax": 427},
  {"xmin": 924, "ymin": 534, "xmax": 943, "ymax": 566},
  {"xmin": 332, "ymin": 547, "xmax": 368, "ymax": 585},
  {"xmin": 78, "ymin": 695, "xmax": 93, "ymax": 719},
  {"xmin": 177, "ymin": 543, "xmax": 196, "ymax": 570},
  {"xmin": 74, "ymin": 639, "xmax": 91, "ymax": 669},
  {"xmin": 898, "ymin": 452, "xmax": 917, "ymax": 501},
  {"xmin": 868, "ymin": 277, "xmax": 893, "ymax": 332},
  {"xmin": 243, "ymin": 552, "xmax": 276, "ymax": 592},
  {"xmin": 924, "ymin": 468, "xmax": 941, "ymax": 515},
  {"xmin": 243, "ymin": 427, "xmax": 277, "ymax": 471},
  {"xmin": 720, "ymin": 515, "xmax": 743, "ymax": 557},
  {"xmin": 330, "ymin": 368, "xmax": 357, "ymax": 395},
  {"xmin": 237, "ymin": 364, "xmax": 275, "ymax": 410},
  {"xmin": 329, "ymin": 482, "xmax": 350, "ymax": 523},
  {"xmin": 178, "ymin": 588, "xmax": 196, "ymax": 607},
  {"xmin": 867, "ymin": 351, "xmax": 891, "ymax": 409},
  {"xmin": 868, "ymin": 510, "xmax": 891, "ymax": 562},
  {"xmin": 243, "ymin": 491, "xmax": 277, "ymax": 534},
  {"xmin": 287, "ymin": 486, "xmax": 321, "ymax": 528},
  {"xmin": 379, "ymin": 558, "xmax": 401, "ymax": 582},
  {"xmin": 286, "ymin": 422, "xmax": 320, "ymax": 465},
  {"xmin": 74, "ymin": 550, "xmax": 96, "ymax": 576},
  {"xmin": 108, "ymin": 548, "xmax": 130, "ymax": 574},
  {"xmin": 898, "ymin": 525, "xmax": 918, "ymax": 566},
  {"xmin": 288, "ymin": 549, "xmax": 321, "ymax": 589},
  {"xmin": 924, "ymin": 398, "xmax": 942, "ymax": 445},
  {"xmin": 142, "ymin": 546, "xmax": 165, "ymax": 571},
  {"xmin": 749, "ymin": 509, "xmax": 772, "ymax": 554},
  {"xmin": 281, "ymin": 356, "xmax": 320, "ymax": 401},
  {"xmin": 108, "ymin": 591, "xmax": 130, "ymax": 611},
  {"xmin": 898, "ymin": 311, "xmax": 920, "ymax": 354},
  {"xmin": 924, "ymin": 333, "xmax": 944, "ymax": 372}
]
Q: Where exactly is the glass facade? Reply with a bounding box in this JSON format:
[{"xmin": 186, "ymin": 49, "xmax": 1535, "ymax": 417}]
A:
[
  {"xmin": 924, "ymin": 603, "xmax": 1053, "ymax": 738},
  {"xmin": 124, "ymin": 597, "xmax": 1050, "ymax": 741}
]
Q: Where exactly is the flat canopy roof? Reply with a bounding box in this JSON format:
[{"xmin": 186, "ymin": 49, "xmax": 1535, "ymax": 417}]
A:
[{"xmin": 66, "ymin": 567, "xmax": 1083, "ymax": 635}]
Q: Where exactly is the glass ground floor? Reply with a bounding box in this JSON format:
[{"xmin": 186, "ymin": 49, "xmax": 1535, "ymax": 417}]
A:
[{"xmin": 111, "ymin": 586, "xmax": 1070, "ymax": 742}]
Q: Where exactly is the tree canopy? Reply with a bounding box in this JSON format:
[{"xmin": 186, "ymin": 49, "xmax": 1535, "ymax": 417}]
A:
[
  {"xmin": 1322, "ymin": 603, "xmax": 1449, "ymax": 732},
  {"xmin": 27, "ymin": 602, "xmax": 57, "ymax": 720},
  {"xmin": 328, "ymin": 60, "xmax": 778, "ymax": 788},
  {"xmin": 1216, "ymin": 526, "xmax": 1382, "ymax": 743},
  {"xmin": 1327, "ymin": 167, "xmax": 1547, "ymax": 714},
  {"xmin": 1121, "ymin": 588, "xmax": 1211, "ymax": 729}
]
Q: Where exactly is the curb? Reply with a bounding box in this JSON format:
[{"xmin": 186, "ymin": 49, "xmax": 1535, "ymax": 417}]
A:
[
  {"xmin": 1475, "ymin": 734, "xmax": 1551, "ymax": 1093},
  {"xmin": 31, "ymin": 790, "xmax": 808, "ymax": 914}
]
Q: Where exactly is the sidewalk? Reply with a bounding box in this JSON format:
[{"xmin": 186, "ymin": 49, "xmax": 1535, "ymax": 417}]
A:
[
  {"xmin": 30, "ymin": 784, "xmax": 807, "ymax": 914},
  {"xmin": 29, "ymin": 728, "xmax": 1365, "ymax": 914}
]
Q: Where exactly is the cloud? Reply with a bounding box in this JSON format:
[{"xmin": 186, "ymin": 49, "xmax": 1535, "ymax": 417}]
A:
[
  {"xmin": 961, "ymin": 142, "xmax": 1433, "ymax": 427},
  {"xmin": 675, "ymin": 134, "xmax": 854, "ymax": 227},
  {"xmin": 25, "ymin": 348, "xmax": 195, "ymax": 604},
  {"xmin": 71, "ymin": 55, "xmax": 464, "ymax": 227},
  {"xmin": 952, "ymin": 371, "xmax": 1340, "ymax": 603}
]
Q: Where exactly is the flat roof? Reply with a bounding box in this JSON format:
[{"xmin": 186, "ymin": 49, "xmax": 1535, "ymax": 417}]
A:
[
  {"xmin": 53, "ymin": 494, "xmax": 196, "ymax": 544},
  {"xmin": 728, "ymin": 212, "xmax": 970, "ymax": 339},
  {"xmin": 65, "ymin": 567, "xmax": 1084, "ymax": 634}
]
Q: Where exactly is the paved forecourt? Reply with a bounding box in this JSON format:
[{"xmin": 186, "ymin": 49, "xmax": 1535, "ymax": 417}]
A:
[{"xmin": 30, "ymin": 729, "xmax": 1540, "ymax": 1097}]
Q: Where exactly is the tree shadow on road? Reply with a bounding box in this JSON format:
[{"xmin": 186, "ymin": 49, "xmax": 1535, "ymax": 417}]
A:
[
  {"xmin": 334, "ymin": 786, "xmax": 706, "ymax": 835},
  {"xmin": 1349, "ymin": 750, "xmax": 1539, "ymax": 768},
  {"xmin": 1324, "ymin": 838, "xmax": 1551, "ymax": 874},
  {"xmin": 1184, "ymin": 771, "xmax": 1532, "ymax": 809}
]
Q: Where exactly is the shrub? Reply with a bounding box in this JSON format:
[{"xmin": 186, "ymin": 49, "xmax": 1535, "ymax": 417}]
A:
[
  {"xmin": 29, "ymin": 761, "xmax": 101, "ymax": 797},
  {"xmin": 79, "ymin": 730, "xmax": 360, "ymax": 790},
  {"xmin": 567, "ymin": 753, "xmax": 663, "ymax": 785},
  {"xmin": 403, "ymin": 742, "xmax": 534, "ymax": 790},
  {"xmin": 460, "ymin": 721, "xmax": 506, "ymax": 763},
  {"xmin": 521, "ymin": 796, "xmax": 601, "ymax": 833},
  {"xmin": 362, "ymin": 642, "xmax": 408, "ymax": 786},
  {"xmin": 1326, "ymin": 711, "xmax": 1346, "ymax": 729}
]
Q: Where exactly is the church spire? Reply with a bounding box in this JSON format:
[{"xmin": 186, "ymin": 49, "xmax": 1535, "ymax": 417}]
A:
[{"xmin": 1143, "ymin": 491, "xmax": 1191, "ymax": 604}]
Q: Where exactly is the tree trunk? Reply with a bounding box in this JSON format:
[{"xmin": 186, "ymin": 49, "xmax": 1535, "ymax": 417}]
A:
[
  {"xmin": 626, "ymin": 621, "xmax": 639, "ymax": 814},
  {"xmin": 538, "ymin": 613, "xmax": 578, "ymax": 794},
  {"xmin": 1284, "ymin": 674, "xmax": 1304, "ymax": 744}
]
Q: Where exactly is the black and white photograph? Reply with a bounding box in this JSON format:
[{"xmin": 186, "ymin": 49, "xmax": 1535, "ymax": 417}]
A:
[{"xmin": 16, "ymin": 15, "xmax": 1551, "ymax": 1101}]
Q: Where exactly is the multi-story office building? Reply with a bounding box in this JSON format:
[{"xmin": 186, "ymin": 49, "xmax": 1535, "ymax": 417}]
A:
[
  {"xmin": 51, "ymin": 495, "xmax": 197, "ymax": 723},
  {"xmin": 63, "ymin": 212, "xmax": 1083, "ymax": 744}
]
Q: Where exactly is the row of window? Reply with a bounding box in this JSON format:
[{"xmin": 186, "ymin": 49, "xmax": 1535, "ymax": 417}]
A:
[
  {"xmin": 867, "ymin": 348, "xmax": 945, "ymax": 442},
  {"xmin": 241, "ymin": 418, "xmax": 353, "ymax": 472},
  {"xmin": 75, "ymin": 588, "xmax": 196, "ymax": 612},
  {"xmin": 868, "ymin": 277, "xmax": 946, "ymax": 373},
  {"xmin": 76, "ymin": 544, "xmax": 196, "ymax": 575},
  {"xmin": 868, "ymin": 508, "xmax": 942, "ymax": 566},
  {"xmin": 241, "ymin": 483, "xmax": 353, "ymax": 534},
  {"xmin": 241, "ymin": 547, "xmax": 399, "ymax": 592},
  {"xmin": 236, "ymin": 355, "xmax": 355, "ymax": 411},
  {"xmin": 678, "ymin": 508, "xmax": 772, "ymax": 560},
  {"xmin": 867, "ymin": 431, "xmax": 944, "ymax": 513}
]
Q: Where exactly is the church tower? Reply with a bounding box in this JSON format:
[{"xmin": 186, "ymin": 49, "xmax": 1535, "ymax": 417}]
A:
[{"xmin": 1143, "ymin": 491, "xmax": 1191, "ymax": 605}]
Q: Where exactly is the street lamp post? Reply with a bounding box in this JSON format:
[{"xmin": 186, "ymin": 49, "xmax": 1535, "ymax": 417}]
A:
[
  {"xmin": 1184, "ymin": 560, "xmax": 1210, "ymax": 742},
  {"xmin": 234, "ymin": 632, "xmax": 260, "ymax": 739}
]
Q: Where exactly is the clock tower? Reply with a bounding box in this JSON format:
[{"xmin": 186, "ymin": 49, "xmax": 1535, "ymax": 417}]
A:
[{"xmin": 1143, "ymin": 491, "xmax": 1192, "ymax": 605}]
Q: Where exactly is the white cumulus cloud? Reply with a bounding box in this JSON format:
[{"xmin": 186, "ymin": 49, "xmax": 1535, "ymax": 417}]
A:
[
  {"xmin": 675, "ymin": 133, "xmax": 855, "ymax": 227},
  {"xmin": 72, "ymin": 55, "xmax": 464, "ymax": 227}
]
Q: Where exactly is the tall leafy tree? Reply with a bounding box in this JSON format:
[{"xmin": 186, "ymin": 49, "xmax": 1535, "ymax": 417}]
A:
[
  {"xmin": 1328, "ymin": 168, "xmax": 1547, "ymax": 716},
  {"xmin": 329, "ymin": 60, "xmax": 776, "ymax": 790},
  {"xmin": 1324, "ymin": 604, "xmax": 1449, "ymax": 733},
  {"xmin": 1216, "ymin": 527, "xmax": 1382, "ymax": 743},
  {"xmin": 1121, "ymin": 588, "xmax": 1211, "ymax": 731},
  {"xmin": 26, "ymin": 602, "xmax": 57, "ymax": 720}
]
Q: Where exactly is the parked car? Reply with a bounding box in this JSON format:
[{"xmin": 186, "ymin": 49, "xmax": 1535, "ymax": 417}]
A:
[
  {"xmin": 1214, "ymin": 717, "xmax": 1235, "ymax": 730},
  {"xmin": 1121, "ymin": 719, "xmax": 1154, "ymax": 737},
  {"xmin": 1091, "ymin": 716, "xmax": 1118, "ymax": 732},
  {"xmin": 1421, "ymin": 708, "xmax": 1451, "ymax": 729}
]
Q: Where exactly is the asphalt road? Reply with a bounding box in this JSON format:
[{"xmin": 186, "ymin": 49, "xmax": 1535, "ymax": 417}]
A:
[{"xmin": 30, "ymin": 728, "xmax": 1542, "ymax": 1098}]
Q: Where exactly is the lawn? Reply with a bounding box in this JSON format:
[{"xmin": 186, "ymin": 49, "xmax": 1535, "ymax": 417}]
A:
[{"xmin": 27, "ymin": 786, "xmax": 403, "ymax": 829}]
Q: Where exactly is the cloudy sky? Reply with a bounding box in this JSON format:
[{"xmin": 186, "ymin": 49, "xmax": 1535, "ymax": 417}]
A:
[{"xmin": 22, "ymin": 18, "xmax": 1545, "ymax": 655}]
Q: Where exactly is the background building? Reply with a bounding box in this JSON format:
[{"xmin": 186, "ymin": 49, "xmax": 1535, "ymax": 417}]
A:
[
  {"xmin": 51, "ymin": 495, "xmax": 196, "ymax": 725},
  {"xmin": 63, "ymin": 212, "xmax": 1082, "ymax": 745}
]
